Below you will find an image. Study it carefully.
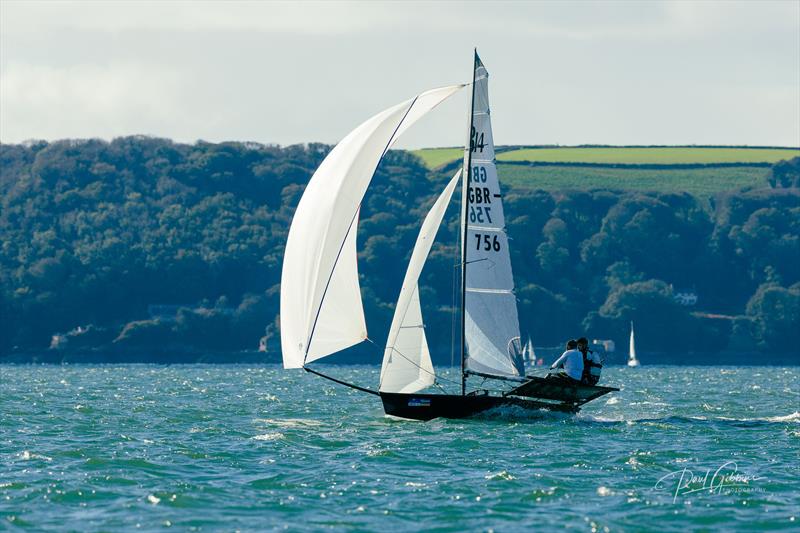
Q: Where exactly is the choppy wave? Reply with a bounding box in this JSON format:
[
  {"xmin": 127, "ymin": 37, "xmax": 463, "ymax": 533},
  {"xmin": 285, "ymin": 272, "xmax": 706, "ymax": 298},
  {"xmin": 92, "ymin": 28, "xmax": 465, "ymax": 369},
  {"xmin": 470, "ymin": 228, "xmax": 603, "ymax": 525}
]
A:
[
  {"xmin": 254, "ymin": 417, "xmax": 324, "ymax": 428},
  {"xmin": 578, "ymin": 412, "xmax": 800, "ymax": 426},
  {"xmin": 1, "ymin": 363, "xmax": 797, "ymax": 531},
  {"xmin": 470, "ymin": 404, "xmax": 574, "ymax": 421}
]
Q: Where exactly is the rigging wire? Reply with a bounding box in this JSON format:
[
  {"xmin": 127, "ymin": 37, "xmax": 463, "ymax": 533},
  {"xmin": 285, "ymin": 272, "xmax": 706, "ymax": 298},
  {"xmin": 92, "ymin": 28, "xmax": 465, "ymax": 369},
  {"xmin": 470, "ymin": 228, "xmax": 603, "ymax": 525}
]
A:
[
  {"xmin": 386, "ymin": 346, "xmax": 462, "ymax": 387},
  {"xmin": 450, "ymin": 261, "xmax": 458, "ymax": 369},
  {"xmin": 382, "ymin": 342, "xmax": 462, "ymax": 392}
]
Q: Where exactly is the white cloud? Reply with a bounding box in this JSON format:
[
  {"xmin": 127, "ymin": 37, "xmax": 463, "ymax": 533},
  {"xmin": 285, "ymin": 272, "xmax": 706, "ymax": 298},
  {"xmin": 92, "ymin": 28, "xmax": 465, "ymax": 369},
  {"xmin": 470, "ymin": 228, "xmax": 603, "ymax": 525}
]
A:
[
  {"xmin": 1, "ymin": 0, "xmax": 797, "ymax": 146},
  {"xmin": 0, "ymin": 62, "xmax": 186, "ymax": 141},
  {"xmin": 3, "ymin": 1, "xmax": 796, "ymax": 38}
]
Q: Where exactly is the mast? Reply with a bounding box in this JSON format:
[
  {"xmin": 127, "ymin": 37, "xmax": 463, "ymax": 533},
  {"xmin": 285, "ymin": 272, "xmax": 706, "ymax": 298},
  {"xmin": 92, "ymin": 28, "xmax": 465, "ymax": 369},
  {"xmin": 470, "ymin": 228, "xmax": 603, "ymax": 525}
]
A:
[{"xmin": 460, "ymin": 49, "xmax": 479, "ymax": 396}]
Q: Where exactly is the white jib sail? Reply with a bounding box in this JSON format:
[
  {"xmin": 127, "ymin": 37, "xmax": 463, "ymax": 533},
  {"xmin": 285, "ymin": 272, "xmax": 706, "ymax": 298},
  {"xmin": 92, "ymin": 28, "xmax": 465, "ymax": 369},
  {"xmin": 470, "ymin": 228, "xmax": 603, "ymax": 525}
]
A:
[
  {"xmin": 380, "ymin": 170, "xmax": 461, "ymax": 393},
  {"xmin": 281, "ymin": 85, "xmax": 465, "ymax": 369},
  {"xmin": 463, "ymin": 54, "xmax": 524, "ymax": 377},
  {"xmin": 629, "ymin": 321, "xmax": 637, "ymax": 362}
]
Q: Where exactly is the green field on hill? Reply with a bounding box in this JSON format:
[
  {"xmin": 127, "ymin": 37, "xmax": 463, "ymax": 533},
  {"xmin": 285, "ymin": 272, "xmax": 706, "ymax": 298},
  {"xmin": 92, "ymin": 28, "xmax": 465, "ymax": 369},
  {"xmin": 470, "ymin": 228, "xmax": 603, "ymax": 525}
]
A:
[
  {"xmin": 412, "ymin": 147, "xmax": 463, "ymax": 168},
  {"xmin": 412, "ymin": 146, "xmax": 799, "ymax": 169},
  {"xmin": 497, "ymin": 164, "xmax": 769, "ymax": 195},
  {"xmin": 498, "ymin": 147, "xmax": 799, "ymax": 164}
]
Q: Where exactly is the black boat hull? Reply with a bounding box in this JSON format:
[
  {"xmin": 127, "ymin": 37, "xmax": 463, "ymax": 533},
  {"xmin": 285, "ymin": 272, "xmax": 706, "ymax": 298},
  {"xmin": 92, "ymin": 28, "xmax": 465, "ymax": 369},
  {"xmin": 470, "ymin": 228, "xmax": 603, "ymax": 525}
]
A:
[{"xmin": 379, "ymin": 392, "xmax": 578, "ymax": 421}]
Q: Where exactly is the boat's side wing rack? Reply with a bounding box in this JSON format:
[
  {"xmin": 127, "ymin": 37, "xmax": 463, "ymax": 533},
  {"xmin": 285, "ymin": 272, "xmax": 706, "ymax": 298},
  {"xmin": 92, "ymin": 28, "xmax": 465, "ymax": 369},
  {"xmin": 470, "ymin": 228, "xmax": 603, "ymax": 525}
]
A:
[{"xmin": 505, "ymin": 376, "xmax": 619, "ymax": 406}]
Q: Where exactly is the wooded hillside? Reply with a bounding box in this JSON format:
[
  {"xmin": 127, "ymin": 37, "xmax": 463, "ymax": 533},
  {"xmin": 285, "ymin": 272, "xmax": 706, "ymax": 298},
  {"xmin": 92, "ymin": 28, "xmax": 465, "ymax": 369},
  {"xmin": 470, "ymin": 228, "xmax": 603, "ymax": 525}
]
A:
[{"xmin": 1, "ymin": 138, "xmax": 798, "ymax": 362}]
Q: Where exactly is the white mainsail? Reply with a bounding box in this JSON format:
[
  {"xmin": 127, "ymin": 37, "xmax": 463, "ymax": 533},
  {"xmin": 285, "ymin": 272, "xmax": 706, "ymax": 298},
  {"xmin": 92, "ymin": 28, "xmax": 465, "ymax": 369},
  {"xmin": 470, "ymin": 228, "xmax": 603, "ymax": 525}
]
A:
[
  {"xmin": 628, "ymin": 321, "xmax": 640, "ymax": 367},
  {"xmin": 280, "ymin": 85, "xmax": 465, "ymax": 369},
  {"xmin": 462, "ymin": 54, "xmax": 524, "ymax": 378},
  {"xmin": 380, "ymin": 170, "xmax": 461, "ymax": 393}
]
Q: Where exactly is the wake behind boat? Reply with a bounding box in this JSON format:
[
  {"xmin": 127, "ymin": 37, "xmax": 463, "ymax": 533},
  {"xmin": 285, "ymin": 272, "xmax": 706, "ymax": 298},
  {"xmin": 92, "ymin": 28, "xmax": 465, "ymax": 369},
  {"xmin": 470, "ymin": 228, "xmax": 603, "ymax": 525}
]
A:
[{"xmin": 279, "ymin": 51, "xmax": 617, "ymax": 421}]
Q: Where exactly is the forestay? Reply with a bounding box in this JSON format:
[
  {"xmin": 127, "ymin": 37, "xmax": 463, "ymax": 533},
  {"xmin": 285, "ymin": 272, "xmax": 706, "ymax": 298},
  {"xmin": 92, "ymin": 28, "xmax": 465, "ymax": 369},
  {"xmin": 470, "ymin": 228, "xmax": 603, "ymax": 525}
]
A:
[
  {"xmin": 380, "ymin": 170, "xmax": 461, "ymax": 393},
  {"xmin": 280, "ymin": 85, "xmax": 465, "ymax": 369},
  {"xmin": 462, "ymin": 55, "xmax": 524, "ymax": 378}
]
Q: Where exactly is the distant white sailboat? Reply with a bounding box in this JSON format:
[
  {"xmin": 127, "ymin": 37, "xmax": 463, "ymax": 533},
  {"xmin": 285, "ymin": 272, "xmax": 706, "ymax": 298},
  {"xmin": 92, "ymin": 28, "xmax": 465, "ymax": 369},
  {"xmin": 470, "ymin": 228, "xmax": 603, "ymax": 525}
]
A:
[
  {"xmin": 628, "ymin": 321, "xmax": 640, "ymax": 367},
  {"xmin": 522, "ymin": 336, "xmax": 535, "ymax": 369}
]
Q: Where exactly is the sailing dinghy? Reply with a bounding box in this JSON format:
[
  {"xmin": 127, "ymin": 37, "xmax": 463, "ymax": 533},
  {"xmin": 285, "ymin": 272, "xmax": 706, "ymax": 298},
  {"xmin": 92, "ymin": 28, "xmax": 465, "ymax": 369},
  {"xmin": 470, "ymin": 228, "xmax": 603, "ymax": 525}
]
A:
[{"xmin": 280, "ymin": 51, "xmax": 617, "ymax": 420}]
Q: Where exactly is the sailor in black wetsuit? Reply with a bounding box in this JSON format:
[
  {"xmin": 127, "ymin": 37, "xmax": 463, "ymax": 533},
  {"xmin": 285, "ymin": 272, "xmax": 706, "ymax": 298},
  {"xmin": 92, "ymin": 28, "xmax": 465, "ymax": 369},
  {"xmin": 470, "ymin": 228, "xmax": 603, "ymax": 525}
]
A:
[{"xmin": 577, "ymin": 337, "xmax": 602, "ymax": 385}]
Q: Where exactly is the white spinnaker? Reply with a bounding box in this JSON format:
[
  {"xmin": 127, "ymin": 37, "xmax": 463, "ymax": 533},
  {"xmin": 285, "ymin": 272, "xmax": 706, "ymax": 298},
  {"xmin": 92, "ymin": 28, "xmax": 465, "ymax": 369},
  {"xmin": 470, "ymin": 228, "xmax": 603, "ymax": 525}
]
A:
[
  {"xmin": 281, "ymin": 85, "xmax": 465, "ymax": 369},
  {"xmin": 462, "ymin": 54, "xmax": 524, "ymax": 378},
  {"xmin": 380, "ymin": 170, "xmax": 461, "ymax": 393}
]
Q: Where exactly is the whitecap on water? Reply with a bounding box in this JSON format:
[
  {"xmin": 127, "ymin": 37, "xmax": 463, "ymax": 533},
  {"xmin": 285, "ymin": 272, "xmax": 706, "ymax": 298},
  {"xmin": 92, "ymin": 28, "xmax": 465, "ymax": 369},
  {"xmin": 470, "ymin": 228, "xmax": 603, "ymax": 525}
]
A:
[
  {"xmin": 605, "ymin": 397, "xmax": 619, "ymax": 405},
  {"xmin": 252, "ymin": 432, "xmax": 285, "ymax": 441},
  {"xmin": 596, "ymin": 486, "xmax": 613, "ymax": 496},
  {"xmin": 714, "ymin": 411, "xmax": 800, "ymax": 424},
  {"xmin": 19, "ymin": 450, "xmax": 52, "ymax": 462},
  {"xmin": 485, "ymin": 470, "xmax": 515, "ymax": 481},
  {"xmin": 765, "ymin": 411, "xmax": 800, "ymax": 423},
  {"xmin": 254, "ymin": 418, "xmax": 323, "ymax": 428},
  {"xmin": 382, "ymin": 413, "xmax": 425, "ymax": 423},
  {"xmin": 578, "ymin": 414, "xmax": 625, "ymax": 423},
  {"xmin": 147, "ymin": 494, "xmax": 160, "ymax": 505}
]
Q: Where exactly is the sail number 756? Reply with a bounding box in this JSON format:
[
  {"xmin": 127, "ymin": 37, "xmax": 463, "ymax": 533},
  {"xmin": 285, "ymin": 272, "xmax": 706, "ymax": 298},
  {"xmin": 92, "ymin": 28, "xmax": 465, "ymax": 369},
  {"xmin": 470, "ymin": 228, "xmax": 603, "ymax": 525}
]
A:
[{"xmin": 474, "ymin": 233, "xmax": 501, "ymax": 252}]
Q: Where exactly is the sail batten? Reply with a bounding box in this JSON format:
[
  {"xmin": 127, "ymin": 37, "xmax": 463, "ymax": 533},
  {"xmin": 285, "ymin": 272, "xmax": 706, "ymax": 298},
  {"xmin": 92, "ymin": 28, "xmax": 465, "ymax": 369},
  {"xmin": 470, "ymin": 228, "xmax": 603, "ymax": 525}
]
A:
[
  {"xmin": 462, "ymin": 53, "xmax": 524, "ymax": 379},
  {"xmin": 280, "ymin": 85, "xmax": 465, "ymax": 369}
]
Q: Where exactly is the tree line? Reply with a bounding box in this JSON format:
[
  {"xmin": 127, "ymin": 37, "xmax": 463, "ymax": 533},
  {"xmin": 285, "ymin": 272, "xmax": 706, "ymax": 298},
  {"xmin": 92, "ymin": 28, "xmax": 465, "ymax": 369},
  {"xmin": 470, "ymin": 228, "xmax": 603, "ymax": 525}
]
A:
[{"xmin": 1, "ymin": 137, "xmax": 798, "ymax": 362}]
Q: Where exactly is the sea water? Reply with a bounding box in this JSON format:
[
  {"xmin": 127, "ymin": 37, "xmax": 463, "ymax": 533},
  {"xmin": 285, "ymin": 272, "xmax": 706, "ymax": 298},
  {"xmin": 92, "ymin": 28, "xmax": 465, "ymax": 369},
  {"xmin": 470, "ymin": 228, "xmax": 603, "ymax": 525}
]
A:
[{"xmin": 1, "ymin": 364, "xmax": 798, "ymax": 531}]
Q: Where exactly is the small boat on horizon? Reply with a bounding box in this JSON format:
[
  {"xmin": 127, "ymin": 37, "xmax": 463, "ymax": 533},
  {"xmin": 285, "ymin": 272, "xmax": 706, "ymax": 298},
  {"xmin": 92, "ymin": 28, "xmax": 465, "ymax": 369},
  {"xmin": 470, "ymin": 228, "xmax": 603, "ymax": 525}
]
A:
[
  {"xmin": 521, "ymin": 336, "xmax": 544, "ymax": 368},
  {"xmin": 279, "ymin": 51, "xmax": 617, "ymax": 420},
  {"xmin": 628, "ymin": 321, "xmax": 640, "ymax": 367}
]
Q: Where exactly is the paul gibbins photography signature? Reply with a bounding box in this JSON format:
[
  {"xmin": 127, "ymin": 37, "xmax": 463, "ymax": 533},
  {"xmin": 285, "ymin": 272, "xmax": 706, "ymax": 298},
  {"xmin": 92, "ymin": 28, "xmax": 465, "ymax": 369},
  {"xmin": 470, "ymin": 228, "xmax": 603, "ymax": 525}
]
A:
[{"xmin": 654, "ymin": 461, "xmax": 766, "ymax": 503}]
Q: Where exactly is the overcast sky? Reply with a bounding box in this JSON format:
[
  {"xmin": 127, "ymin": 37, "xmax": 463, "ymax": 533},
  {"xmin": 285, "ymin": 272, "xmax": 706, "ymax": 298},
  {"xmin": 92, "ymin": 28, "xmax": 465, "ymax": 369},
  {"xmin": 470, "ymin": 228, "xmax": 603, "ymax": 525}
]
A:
[{"xmin": 1, "ymin": 0, "xmax": 798, "ymax": 148}]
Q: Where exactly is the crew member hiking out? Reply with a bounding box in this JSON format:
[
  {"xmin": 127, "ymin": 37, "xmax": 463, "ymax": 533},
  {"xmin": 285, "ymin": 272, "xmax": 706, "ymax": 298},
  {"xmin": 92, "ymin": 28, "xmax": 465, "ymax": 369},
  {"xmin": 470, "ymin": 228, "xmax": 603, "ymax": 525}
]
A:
[{"xmin": 548, "ymin": 339, "xmax": 583, "ymax": 384}]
